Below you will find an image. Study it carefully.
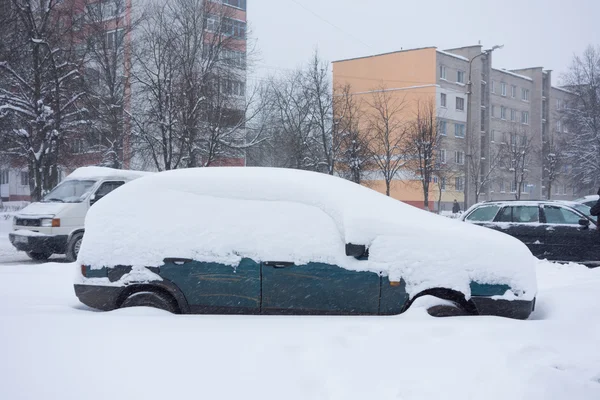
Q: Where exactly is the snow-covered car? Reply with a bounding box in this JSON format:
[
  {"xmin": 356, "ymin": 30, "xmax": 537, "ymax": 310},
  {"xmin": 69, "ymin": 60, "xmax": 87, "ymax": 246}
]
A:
[
  {"xmin": 9, "ymin": 167, "xmax": 149, "ymax": 261},
  {"xmin": 574, "ymin": 194, "xmax": 599, "ymax": 208},
  {"xmin": 462, "ymin": 200, "xmax": 599, "ymax": 266},
  {"xmin": 75, "ymin": 168, "xmax": 537, "ymax": 319}
]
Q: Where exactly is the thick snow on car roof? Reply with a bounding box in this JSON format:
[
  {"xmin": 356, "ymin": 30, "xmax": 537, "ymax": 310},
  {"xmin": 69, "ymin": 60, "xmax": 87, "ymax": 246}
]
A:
[
  {"xmin": 65, "ymin": 166, "xmax": 151, "ymax": 181},
  {"xmin": 79, "ymin": 167, "xmax": 537, "ymax": 299}
]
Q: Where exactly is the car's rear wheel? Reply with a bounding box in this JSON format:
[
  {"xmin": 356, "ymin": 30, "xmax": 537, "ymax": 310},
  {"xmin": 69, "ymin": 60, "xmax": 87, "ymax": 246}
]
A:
[
  {"xmin": 427, "ymin": 304, "xmax": 471, "ymax": 317},
  {"xmin": 120, "ymin": 291, "xmax": 178, "ymax": 313},
  {"xmin": 26, "ymin": 251, "xmax": 52, "ymax": 261},
  {"xmin": 65, "ymin": 232, "xmax": 84, "ymax": 262}
]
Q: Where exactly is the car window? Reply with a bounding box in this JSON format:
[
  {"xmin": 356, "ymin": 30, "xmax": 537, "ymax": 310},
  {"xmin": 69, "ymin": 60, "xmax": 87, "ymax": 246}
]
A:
[
  {"xmin": 495, "ymin": 206, "xmax": 539, "ymax": 223},
  {"xmin": 95, "ymin": 181, "xmax": 125, "ymax": 198},
  {"xmin": 544, "ymin": 206, "xmax": 582, "ymax": 225},
  {"xmin": 465, "ymin": 205, "xmax": 501, "ymax": 222}
]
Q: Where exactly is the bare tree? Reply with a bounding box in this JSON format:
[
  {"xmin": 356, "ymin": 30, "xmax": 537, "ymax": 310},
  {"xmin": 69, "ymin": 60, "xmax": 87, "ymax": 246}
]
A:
[
  {"xmin": 0, "ymin": 0, "xmax": 86, "ymax": 200},
  {"xmin": 503, "ymin": 124, "xmax": 537, "ymax": 200},
  {"xmin": 468, "ymin": 137, "xmax": 505, "ymax": 204},
  {"xmin": 80, "ymin": 0, "xmax": 142, "ymax": 168},
  {"xmin": 333, "ymin": 84, "xmax": 371, "ymax": 183},
  {"xmin": 543, "ymin": 135, "xmax": 566, "ymax": 199},
  {"xmin": 131, "ymin": 0, "xmax": 259, "ymax": 171},
  {"xmin": 433, "ymin": 163, "xmax": 461, "ymax": 214},
  {"xmin": 365, "ymin": 87, "xmax": 408, "ymax": 196},
  {"xmin": 404, "ymin": 99, "xmax": 439, "ymax": 210},
  {"xmin": 562, "ymin": 45, "xmax": 600, "ymax": 193}
]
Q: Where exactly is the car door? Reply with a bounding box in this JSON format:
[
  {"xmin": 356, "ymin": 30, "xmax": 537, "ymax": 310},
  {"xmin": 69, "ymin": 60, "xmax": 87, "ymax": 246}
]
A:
[
  {"xmin": 539, "ymin": 205, "xmax": 597, "ymax": 263},
  {"xmin": 492, "ymin": 205, "xmax": 546, "ymax": 257},
  {"xmin": 261, "ymin": 261, "xmax": 380, "ymax": 315},
  {"xmin": 159, "ymin": 258, "xmax": 260, "ymax": 314}
]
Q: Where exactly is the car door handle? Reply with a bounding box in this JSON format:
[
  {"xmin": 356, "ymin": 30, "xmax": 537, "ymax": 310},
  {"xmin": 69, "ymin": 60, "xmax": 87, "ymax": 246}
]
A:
[
  {"xmin": 164, "ymin": 257, "xmax": 193, "ymax": 265},
  {"xmin": 264, "ymin": 262, "xmax": 295, "ymax": 268}
]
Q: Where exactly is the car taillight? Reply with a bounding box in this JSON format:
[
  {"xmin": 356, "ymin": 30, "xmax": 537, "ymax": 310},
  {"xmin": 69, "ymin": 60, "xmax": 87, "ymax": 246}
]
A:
[
  {"xmin": 81, "ymin": 265, "xmax": 87, "ymax": 277},
  {"xmin": 52, "ymin": 218, "xmax": 61, "ymax": 227}
]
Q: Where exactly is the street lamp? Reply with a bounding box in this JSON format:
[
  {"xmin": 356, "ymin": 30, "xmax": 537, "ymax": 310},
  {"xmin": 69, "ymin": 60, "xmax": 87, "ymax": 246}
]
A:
[{"xmin": 464, "ymin": 44, "xmax": 503, "ymax": 210}]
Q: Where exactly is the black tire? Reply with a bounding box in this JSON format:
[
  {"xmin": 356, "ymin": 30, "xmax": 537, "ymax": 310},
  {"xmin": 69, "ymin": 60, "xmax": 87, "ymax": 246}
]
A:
[
  {"xmin": 427, "ymin": 304, "xmax": 470, "ymax": 317},
  {"xmin": 65, "ymin": 232, "xmax": 84, "ymax": 262},
  {"xmin": 120, "ymin": 291, "xmax": 178, "ymax": 313},
  {"xmin": 26, "ymin": 251, "xmax": 52, "ymax": 261}
]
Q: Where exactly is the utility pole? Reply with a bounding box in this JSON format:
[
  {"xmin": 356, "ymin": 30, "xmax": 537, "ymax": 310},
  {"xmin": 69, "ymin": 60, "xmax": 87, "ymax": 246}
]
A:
[{"xmin": 464, "ymin": 45, "xmax": 503, "ymax": 210}]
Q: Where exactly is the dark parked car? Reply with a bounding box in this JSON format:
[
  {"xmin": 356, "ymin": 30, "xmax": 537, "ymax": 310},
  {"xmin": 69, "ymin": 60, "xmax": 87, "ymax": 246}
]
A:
[{"xmin": 462, "ymin": 200, "xmax": 599, "ymax": 267}]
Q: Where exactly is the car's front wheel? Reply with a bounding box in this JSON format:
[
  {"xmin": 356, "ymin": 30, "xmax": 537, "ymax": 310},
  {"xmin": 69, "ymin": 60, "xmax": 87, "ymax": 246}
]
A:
[
  {"xmin": 120, "ymin": 291, "xmax": 178, "ymax": 313},
  {"xmin": 26, "ymin": 251, "xmax": 52, "ymax": 261},
  {"xmin": 66, "ymin": 232, "xmax": 84, "ymax": 262}
]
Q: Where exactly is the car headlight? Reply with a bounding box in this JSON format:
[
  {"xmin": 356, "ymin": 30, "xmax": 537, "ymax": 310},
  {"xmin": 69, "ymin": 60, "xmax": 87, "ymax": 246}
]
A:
[{"xmin": 41, "ymin": 218, "xmax": 53, "ymax": 227}]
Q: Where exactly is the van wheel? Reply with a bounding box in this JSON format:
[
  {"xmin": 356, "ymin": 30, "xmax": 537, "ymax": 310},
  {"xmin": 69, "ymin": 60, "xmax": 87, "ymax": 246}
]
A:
[
  {"xmin": 120, "ymin": 291, "xmax": 178, "ymax": 314},
  {"xmin": 427, "ymin": 304, "xmax": 470, "ymax": 317},
  {"xmin": 26, "ymin": 251, "xmax": 51, "ymax": 261},
  {"xmin": 66, "ymin": 232, "xmax": 84, "ymax": 262}
]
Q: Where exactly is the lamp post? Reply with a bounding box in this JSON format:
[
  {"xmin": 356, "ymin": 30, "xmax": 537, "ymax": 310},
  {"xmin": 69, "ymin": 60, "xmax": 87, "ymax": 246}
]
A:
[{"xmin": 464, "ymin": 44, "xmax": 503, "ymax": 210}]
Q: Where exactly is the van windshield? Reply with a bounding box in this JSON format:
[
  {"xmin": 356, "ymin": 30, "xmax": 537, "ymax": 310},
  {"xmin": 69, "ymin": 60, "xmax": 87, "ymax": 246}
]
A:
[{"xmin": 42, "ymin": 180, "xmax": 97, "ymax": 203}]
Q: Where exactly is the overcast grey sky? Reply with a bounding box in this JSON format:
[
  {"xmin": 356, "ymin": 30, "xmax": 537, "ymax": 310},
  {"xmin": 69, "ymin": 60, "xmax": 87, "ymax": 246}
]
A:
[{"xmin": 248, "ymin": 0, "xmax": 599, "ymax": 85}]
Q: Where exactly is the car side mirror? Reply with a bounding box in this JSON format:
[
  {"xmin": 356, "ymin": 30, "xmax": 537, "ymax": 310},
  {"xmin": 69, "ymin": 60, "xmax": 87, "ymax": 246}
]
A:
[
  {"xmin": 579, "ymin": 218, "xmax": 590, "ymax": 227},
  {"xmin": 90, "ymin": 194, "xmax": 102, "ymax": 205},
  {"xmin": 345, "ymin": 243, "xmax": 368, "ymax": 259}
]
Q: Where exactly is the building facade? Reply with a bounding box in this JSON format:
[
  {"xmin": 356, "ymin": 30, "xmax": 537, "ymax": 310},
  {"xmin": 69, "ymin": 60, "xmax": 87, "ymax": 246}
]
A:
[{"xmin": 333, "ymin": 45, "xmax": 575, "ymax": 211}]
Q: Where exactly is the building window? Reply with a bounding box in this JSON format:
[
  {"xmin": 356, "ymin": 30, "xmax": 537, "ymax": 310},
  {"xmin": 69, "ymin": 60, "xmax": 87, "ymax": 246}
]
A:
[
  {"xmin": 511, "ymin": 85, "xmax": 516, "ymax": 98},
  {"xmin": 440, "ymin": 93, "xmax": 447, "ymax": 107},
  {"xmin": 439, "ymin": 120, "xmax": 447, "ymax": 136},
  {"xmin": 222, "ymin": 17, "xmax": 247, "ymax": 39},
  {"xmin": 454, "ymin": 123, "xmax": 465, "ymax": 138},
  {"xmin": 556, "ymin": 99, "xmax": 562, "ymax": 110},
  {"xmin": 105, "ymin": 29, "xmax": 124, "ymax": 51},
  {"xmin": 499, "ymin": 180, "xmax": 505, "ymax": 193},
  {"xmin": 491, "ymin": 81, "xmax": 496, "ymax": 93},
  {"xmin": 20, "ymin": 171, "xmax": 29, "ymax": 186},
  {"xmin": 439, "ymin": 149, "xmax": 447, "ymax": 164},
  {"xmin": 72, "ymin": 139, "xmax": 86, "ymax": 154},
  {"xmin": 455, "ymin": 151, "xmax": 464, "ymax": 165},
  {"xmin": 521, "ymin": 88, "xmax": 530, "ymax": 101},
  {"xmin": 563, "ymin": 185, "xmax": 568, "ymax": 195},
  {"xmin": 501, "ymin": 82, "xmax": 507, "ymax": 96},
  {"xmin": 220, "ymin": 48, "xmax": 247, "ymax": 69},
  {"xmin": 441, "ymin": 177, "xmax": 446, "ymax": 190},
  {"xmin": 557, "ymin": 120, "xmax": 562, "ymax": 132},
  {"xmin": 1, "ymin": 170, "xmax": 8, "ymax": 185},
  {"xmin": 456, "ymin": 97, "xmax": 464, "ymax": 111},
  {"xmin": 521, "ymin": 111, "xmax": 529, "ymax": 125},
  {"xmin": 500, "ymin": 106, "xmax": 507, "ymax": 120},
  {"xmin": 86, "ymin": 1, "xmax": 125, "ymax": 21},
  {"xmin": 457, "ymin": 70, "xmax": 465, "ymax": 84},
  {"xmin": 510, "ymin": 109, "xmax": 516, "ymax": 121},
  {"xmin": 491, "ymin": 130, "xmax": 496, "ymax": 142},
  {"xmin": 510, "ymin": 133, "xmax": 517, "ymax": 148},
  {"xmin": 221, "ymin": 79, "xmax": 246, "ymax": 96},
  {"xmin": 510, "ymin": 181, "xmax": 517, "ymax": 193},
  {"xmin": 501, "ymin": 132, "xmax": 507, "ymax": 144},
  {"xmin": 455, "ymin": 177, "xmax": 464, "ymax": 191},
  {"xmin": 554, "ymin": 184, "xmax": 560, "ymax": 195},
  {"xmin": 223, "ymin": 0, "xmax": 247, "ymax": 10},
  {"xmin": 440, "ymin": 65, "xmax": 447, "ymax": 80},
  {"xmin": 564, "ymin": 124, "xmax": 568, "ymax": 134},
  {"xmin": 481, "ymin": 108, "xmax": 486, "ymax": 131},
  {"xmin": 491, "ymin": 105, "xmax": 496, "ymax": 118}
]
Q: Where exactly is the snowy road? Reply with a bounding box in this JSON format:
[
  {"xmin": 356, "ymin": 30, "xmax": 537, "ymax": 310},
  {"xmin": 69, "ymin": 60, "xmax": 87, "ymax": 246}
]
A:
[{"xmin": 0, "ymin": 258, "xmax": 599, "ymax": 400}]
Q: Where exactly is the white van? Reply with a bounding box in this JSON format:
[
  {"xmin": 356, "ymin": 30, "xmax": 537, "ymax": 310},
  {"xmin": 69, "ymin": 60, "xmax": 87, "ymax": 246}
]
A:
[{"xmin": 9, "ymin": 167, "xmax": 149, "ymax": 261}]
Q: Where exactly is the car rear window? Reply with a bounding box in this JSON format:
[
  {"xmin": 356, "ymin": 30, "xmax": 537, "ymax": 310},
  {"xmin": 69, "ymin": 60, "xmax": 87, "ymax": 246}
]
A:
[{"xmin": 465, "ymin": 205, "xmax": 501, "ymax": 222}]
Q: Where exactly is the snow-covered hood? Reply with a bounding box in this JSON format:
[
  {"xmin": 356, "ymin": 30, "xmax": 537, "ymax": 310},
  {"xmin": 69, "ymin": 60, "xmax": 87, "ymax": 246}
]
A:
[
  {"xmin": 15, "ymin": 202, "xmax": 71, "ymax": 218},
  {"xmin": 79, "ymin": 167, "xmax": 538, "ymax": 300}
]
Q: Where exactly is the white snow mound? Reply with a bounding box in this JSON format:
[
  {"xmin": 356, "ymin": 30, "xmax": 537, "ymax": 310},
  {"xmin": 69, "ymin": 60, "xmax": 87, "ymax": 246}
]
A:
[{"xmin": 79, "ymin": 167, "xmax": 537, "ymax": 299}]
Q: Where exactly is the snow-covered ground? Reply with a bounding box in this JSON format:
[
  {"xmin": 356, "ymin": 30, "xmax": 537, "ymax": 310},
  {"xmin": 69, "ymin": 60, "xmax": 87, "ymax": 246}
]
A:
[{"xmin": 0, "ymin": 258, "xmax": 599, "ymax": 399}]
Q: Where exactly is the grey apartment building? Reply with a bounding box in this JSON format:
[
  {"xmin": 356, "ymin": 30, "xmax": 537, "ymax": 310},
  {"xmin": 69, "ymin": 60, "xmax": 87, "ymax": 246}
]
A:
[{"xmin": 334, "ymin": 44, "xmax": 575, "ymax": 210}]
